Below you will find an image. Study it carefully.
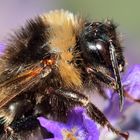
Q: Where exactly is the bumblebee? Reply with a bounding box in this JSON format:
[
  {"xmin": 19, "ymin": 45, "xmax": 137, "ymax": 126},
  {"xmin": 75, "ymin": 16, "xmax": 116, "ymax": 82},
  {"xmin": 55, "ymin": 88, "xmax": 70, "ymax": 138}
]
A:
[{"xmin": 0, "ymin": 10, "xmax": 128, "ymax": 139}]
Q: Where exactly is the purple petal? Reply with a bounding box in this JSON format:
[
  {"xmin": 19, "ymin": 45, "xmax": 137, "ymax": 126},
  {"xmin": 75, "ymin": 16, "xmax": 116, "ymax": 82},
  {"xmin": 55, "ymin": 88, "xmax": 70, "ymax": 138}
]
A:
[
  {"xmin": 83, "ymin": 112, "xmax": 99, "ymax": 140},
  {"xmin": 38, "ymin": 107, "xmax": 99, "ymax": 140},
  {"xmin": 104, "ymin": 94, "xmax": 123, "ymax": 120},
  {"xmin": 104, "ymin": 64, "xmax": 140, "ymax": 120},
  {"xmin": 45, "ymin": 139, "xmax": 61, "ymax": 140},
  {"xmin": 38, "ymin": 117, "xmax": 63, "ymax": 139},
  {"xmin": 123, "ymin": 65, "xmax": 140, "ymax": 99},
  {"xmin": 67, "ymin": 107, "xmax": 84, "ymax": 128}
]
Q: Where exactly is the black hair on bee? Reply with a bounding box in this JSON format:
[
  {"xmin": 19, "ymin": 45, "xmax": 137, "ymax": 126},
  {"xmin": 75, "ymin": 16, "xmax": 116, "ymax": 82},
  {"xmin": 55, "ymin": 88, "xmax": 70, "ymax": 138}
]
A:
[{"xmin": 0, "ymin": 10, "xmax": 128, "ymax": 139}]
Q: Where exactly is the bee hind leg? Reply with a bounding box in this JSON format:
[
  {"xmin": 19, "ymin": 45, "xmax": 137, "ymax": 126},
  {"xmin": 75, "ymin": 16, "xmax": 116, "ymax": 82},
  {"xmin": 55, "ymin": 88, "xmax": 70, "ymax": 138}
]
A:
[
  {"xmin": 0, "ymin": 115, "xmax": 38, "ymax": 140},
  {"xmin": 86, "ymin": 102, "xmax": 129, "ymax": 140},
  {"xmin": 50, "ymin": 89, "xmax": 129, "ymax": 140},
  {"xmin": 0, "ymin": 98, "xmax": 34, "ymax": 139},
  {"xmin": 9, "ymin": 115, "xmax": 54, "ymax": 140}
]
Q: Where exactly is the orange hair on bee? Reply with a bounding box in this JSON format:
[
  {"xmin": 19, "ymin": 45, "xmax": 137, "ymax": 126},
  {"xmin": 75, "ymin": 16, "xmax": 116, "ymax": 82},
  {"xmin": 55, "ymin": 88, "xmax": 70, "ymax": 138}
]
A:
[{"xmin": 41, "ymin": 10, "xmax": 84, "ymax": 89}]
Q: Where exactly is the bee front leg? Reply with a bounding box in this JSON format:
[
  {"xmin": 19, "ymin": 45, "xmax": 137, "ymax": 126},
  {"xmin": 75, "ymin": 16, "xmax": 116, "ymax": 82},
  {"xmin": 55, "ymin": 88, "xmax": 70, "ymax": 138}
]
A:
[{"xmin": 43, "ymin": 89, "xmax": 128, "ymax": 140}]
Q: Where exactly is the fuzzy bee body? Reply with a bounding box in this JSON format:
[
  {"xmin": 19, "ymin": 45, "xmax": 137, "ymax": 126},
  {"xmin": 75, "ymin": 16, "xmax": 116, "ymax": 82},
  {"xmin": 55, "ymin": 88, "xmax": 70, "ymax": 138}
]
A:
[{"xmin": 0, "ymin": 10, "xmax": 128, "ymax": 139}]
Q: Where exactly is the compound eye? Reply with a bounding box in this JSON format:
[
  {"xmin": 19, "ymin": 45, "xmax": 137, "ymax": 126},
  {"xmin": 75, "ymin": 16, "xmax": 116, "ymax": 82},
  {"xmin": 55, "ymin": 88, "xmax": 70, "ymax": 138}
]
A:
[
  {"xmin": 87, "ymin": 40, "xmax": 110, "ymax": 64},
  {"xmin": 95, "ymin": 40, "xmax": 108, "ymax": 55}
]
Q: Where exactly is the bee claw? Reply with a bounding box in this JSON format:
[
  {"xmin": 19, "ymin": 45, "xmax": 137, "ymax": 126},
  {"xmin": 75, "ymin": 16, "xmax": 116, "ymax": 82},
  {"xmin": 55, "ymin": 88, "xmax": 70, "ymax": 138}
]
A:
[{"xmin": 4, "ymin": 126, "xmax": 14, "ymax": 139}]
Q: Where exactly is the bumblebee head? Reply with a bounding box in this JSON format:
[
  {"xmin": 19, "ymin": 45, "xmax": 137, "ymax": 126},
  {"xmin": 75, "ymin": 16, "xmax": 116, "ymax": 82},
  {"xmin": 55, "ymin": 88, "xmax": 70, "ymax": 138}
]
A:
[{"xmin": 79, "ymin": 20, "xmax": 125, "ymax": 110}]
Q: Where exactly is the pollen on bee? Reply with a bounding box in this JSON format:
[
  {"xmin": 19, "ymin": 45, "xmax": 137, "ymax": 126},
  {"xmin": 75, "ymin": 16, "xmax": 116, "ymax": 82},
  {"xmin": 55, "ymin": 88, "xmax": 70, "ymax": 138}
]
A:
[{"xmin": 42, "ymin": 58, "xmax": 56, "ymax": 66}]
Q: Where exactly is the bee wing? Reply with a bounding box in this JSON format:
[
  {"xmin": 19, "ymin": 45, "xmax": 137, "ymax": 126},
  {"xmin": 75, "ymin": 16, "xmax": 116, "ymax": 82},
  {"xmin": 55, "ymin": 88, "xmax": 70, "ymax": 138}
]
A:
[{"xmin": 0, "ymin": 64, "xmax": 47, "ymax": 108}]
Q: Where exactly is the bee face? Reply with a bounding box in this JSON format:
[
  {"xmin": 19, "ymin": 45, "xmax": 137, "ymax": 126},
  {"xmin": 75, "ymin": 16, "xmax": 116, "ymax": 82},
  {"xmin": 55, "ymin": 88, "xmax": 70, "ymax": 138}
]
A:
[
  {"xmin": 80, "ymin": 21, "xmax": 125, "ymax": 71},
  {"xmin": 78, "ymin": 21, "xmax": 125, "ymax": 108}
]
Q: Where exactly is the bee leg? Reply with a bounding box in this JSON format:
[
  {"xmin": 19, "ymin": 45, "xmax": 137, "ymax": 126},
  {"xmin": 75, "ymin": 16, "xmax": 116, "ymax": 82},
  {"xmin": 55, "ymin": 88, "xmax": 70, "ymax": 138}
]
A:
[
  {"xmin": 85, "ymin": 102, "xmax": 129, "ymax": 140},
  {"xmin": 33, "ymin": 89, "xmax": 128, "ymax": 139},
  {"xmin": 3, "ymin": 126, "xmax": 14, "ymax": 140},
  {"xmin": 10, "ymin": 115, "xmax": 38, "ymax": 132},
  {"xmin": 8, "ymin": 115, "xmax": 53, "ymax": 140},
  {"xmin": 1, "ymin": 113, "xmax": 53, "ymax": 140},
  {"xmin": 0, "ymin": 98, "xmax": 33, "ymax": 138},
  {"xmin": 0, "ymin": 116, "xmax": 38, "ymax": 140},
  {"xmin": 51, "ymin": 89, "xmax": 129, "ymax": 140}
]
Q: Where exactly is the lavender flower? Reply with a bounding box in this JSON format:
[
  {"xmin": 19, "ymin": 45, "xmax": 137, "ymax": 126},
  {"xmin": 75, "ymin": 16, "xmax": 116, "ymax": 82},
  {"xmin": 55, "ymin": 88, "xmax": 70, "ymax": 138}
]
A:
[
  {"xmin": 38, "ymin": 107, "xmax": 99, "ymax": 140},
  {"xmin": 105, "ymin": 64, "xmax": 140, "ymax": 120}
]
